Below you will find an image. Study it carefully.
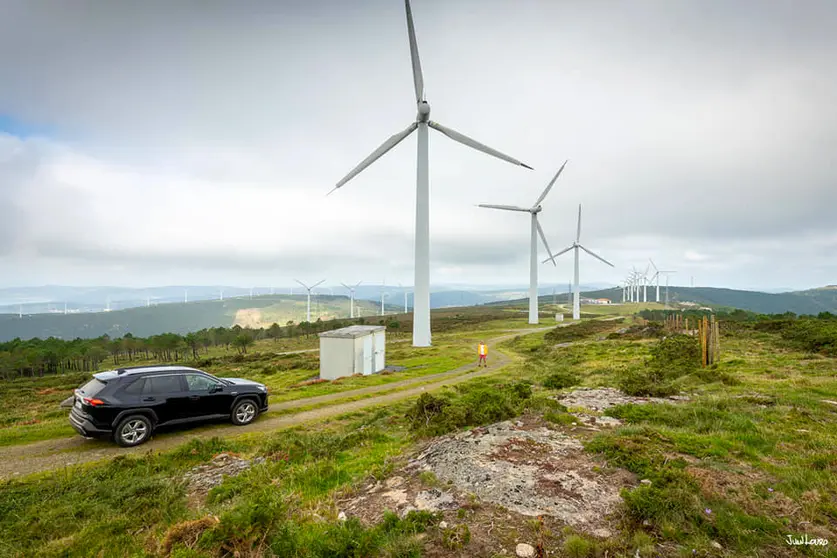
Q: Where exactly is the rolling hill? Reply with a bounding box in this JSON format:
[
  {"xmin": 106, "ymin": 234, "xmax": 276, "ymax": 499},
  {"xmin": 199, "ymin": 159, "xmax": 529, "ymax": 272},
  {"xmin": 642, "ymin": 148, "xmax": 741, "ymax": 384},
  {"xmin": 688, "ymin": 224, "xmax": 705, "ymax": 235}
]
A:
[
  {"xmin": 0, "ymin": 295, "xmax": 392, "ymax": 342},
  {"xmin": 578, "ymin": 285, "xmax": 837, "ymax": 315}
]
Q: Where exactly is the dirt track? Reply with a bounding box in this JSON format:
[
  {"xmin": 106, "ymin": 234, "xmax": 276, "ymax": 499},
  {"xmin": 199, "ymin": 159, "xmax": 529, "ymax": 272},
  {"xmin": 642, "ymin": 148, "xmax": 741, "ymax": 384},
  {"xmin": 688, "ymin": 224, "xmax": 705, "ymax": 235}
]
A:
[{"xmin": 0, "ymin": 327, "xmax": 553, "ymax": 480}]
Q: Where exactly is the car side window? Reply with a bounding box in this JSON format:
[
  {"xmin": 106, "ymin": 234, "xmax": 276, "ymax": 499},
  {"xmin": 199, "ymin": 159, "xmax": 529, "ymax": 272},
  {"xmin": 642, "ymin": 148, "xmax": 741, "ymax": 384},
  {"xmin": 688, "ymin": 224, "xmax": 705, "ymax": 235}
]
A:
[
  {"xmin": 185, "ymin": 374, "xmax": 222, "ymax": 392},
  {"xmin": 143, "ymin": 375, "xmax": 182, "ymax": 395},
  {"xmin": 123, "ymin": 379, "xmax": 145, "ymax": 395}
]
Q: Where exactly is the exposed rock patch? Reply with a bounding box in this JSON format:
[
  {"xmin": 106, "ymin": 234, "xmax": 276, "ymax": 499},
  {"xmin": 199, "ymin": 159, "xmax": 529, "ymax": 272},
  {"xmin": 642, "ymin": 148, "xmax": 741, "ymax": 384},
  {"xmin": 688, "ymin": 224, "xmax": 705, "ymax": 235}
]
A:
[
  {"xmin": 402, "ymin": 420, "xmax": 635, "ymax": 535},
  {"xmin": 556, "ymin": 387, "xmax": 689, "ymax": 413},
  {"xmin": 183, "ymin": 452, "xmax": 264, "ymax": 502}
]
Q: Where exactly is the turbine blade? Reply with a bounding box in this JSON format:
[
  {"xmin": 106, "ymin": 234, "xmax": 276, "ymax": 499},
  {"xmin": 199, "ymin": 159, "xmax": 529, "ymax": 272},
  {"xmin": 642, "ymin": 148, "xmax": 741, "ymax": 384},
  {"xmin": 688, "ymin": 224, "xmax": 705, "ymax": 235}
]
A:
[
  {"xmin": 340, "ymin": 282, "xmax": 350, "ymax": 290},
  {"xmin": 428, "ymin": 120, "xmax": 533, "ymax": 170},
  {"xmin": 579, "ymin": 245, "xmax": 614, "ymax": 267},
  {"xmin": 294, "ymin": 279, "xmax": 309, "ymax": 290},
  {"xmin": 355, "ymin": 281, "xmax": 363, "ymax": 288},
  {"xmin": 404, "ymin": 0, "xmax": 424, "ymax": 102},
  {"xmin": 477, "ymin": 204, "xmax": 530, "ymax": 212},
  {"xmin": 649, "ymin": 258, "xmax": 658, "ymax": 272},
  {"xmin": 312, "ymin": 279, "xmax": 326, "ymax": 289},
  {"xmin": 542, "ymin": 244, "xmax": 574, "ymax": 264},
  {"xmin": 332, "ymin": 122, "xmax": 418, "ymax": 192},
  {"xmin": 576, "ymin": 204, "xmax": 582, "ymax": 243},
  {"xmin": 535, "ymin": 218, "xmax": 556, "ymax": 266},
  {"xmin": 534, "ymin": 159, "xmax": 568, "ymax": 206}
]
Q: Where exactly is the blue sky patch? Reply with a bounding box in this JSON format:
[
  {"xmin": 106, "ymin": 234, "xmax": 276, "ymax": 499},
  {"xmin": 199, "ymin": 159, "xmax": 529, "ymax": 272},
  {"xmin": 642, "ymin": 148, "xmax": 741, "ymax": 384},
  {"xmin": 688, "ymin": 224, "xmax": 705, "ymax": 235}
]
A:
[{"xmin": 0, "ymin": 114, "xmax": 53, "ymax": 138}]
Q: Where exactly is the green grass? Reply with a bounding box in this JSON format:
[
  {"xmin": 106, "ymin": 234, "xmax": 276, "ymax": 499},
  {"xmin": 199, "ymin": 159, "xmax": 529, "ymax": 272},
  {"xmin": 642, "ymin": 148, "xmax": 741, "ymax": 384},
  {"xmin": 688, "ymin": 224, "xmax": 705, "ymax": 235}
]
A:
[
  {"xmin": 2, "ymin": 312, "xmax": 837, "ymax": 557},
  {"xmin": 0, "ymin": 315, "xmax": 514, "ymax": 447}
]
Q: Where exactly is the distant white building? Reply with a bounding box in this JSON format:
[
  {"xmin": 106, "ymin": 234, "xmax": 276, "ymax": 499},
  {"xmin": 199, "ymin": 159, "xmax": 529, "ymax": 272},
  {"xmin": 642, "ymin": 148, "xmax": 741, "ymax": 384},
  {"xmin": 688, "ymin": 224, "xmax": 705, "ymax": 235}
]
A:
[{"xmin": 318, "ymin": 325, "xmax": 386, "ymax": 381}]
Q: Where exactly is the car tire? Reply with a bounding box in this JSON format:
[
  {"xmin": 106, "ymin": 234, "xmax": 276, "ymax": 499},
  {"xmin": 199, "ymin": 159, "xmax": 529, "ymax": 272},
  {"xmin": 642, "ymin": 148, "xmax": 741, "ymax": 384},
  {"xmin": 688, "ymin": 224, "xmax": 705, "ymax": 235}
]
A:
[
  {"xmin": 231, "ymin": 398, "xmax": 259, "ymax": 426},
  {"xmin": 114, "ymin": 415, "xmax": 153, "ymax": 447}
]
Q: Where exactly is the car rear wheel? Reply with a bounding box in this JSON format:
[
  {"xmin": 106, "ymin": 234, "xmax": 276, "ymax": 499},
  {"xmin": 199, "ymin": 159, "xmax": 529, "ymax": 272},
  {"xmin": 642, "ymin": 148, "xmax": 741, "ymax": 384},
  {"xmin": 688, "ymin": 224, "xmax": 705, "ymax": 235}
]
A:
[
  {"xmin": 231, "ymin": 399, "xmax": 259, "ymax": 426},
  {"xmin": 114, "ymin": 415, "xmax": 152, "ymax": 447}
]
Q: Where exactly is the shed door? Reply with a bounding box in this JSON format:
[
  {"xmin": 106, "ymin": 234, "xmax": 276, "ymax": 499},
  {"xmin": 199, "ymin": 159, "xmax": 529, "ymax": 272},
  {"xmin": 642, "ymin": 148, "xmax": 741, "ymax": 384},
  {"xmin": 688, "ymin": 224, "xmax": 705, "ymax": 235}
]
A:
[
  {"xmin": 362, "ymin": 335, "xmax": 373, "ymax": 375},
  {"xmin": 374, "ymin": 332, "xmax": 385, "ymax": 371}
]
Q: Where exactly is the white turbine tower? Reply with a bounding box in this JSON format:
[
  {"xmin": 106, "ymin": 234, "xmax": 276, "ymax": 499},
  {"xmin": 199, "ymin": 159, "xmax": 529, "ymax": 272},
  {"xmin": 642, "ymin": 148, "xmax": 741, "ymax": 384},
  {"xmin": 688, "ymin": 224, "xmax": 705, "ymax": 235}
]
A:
[
  {"xmin": 184, "ymin": 289, "xmax": 188, "ymax": 303},
  {"xmin": 380, "ymin": 282, "xmax": 389, "ymax": 317},
  {"xmin": 295, "ymin": 279, "xmax": 325, "ymax": 323},
  {"xmin": 398, "ymin": 282, "xmax": 409, "ymax": 313},
  {"xmin": 478, "ymin": 162, "xmax": 567, "ymax": 325},
  {"xmin": 660, "ymin": 270, "xmax": 677, "ymax": 308},
  {"xmin": 329, "ymin": 0, "xmax": 533, "ymax": 347},
  {"xmin": 340, "ymin": 281, "xmax": 362, "ymax": 318},
  {"xmin": 649, "ymin": 259, "xmax": 662, "ymax": 302},
  {"xmin": 543, "ymin": 205, "xmax": 614, "ymax": 320}
]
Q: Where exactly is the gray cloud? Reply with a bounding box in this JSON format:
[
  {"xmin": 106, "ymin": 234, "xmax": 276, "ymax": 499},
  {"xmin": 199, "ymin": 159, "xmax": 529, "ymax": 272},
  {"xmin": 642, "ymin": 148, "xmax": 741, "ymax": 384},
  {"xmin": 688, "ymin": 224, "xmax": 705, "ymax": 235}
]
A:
[{"xmin": 0, "ymin": 0, "xmax": 835, "ymax": 290}]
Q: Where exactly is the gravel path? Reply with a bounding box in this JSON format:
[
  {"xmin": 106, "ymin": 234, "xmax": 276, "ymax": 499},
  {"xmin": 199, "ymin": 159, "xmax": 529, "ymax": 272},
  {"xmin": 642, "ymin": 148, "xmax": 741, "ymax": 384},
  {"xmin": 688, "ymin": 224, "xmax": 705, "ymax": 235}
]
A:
[{"xmin": 0, "ymin": 327, "xmax": 553, "ymax": 480}]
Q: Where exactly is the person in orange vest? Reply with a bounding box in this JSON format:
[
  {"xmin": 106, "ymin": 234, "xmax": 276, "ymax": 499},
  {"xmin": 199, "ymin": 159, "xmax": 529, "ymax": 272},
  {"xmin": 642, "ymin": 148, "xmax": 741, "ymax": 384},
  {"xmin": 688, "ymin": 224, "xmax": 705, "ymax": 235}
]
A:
[{"xmin": 477, "ymin": 341, "xmax": 488, "ymax": 367}]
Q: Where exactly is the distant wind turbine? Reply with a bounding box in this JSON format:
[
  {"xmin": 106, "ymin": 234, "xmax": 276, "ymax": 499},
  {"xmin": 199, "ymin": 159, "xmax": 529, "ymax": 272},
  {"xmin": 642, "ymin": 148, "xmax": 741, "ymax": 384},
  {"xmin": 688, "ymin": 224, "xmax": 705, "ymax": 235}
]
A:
[
  {"xmin": 184, "ymin": 289, "xmax": 188, "ymax": 304},
  {"xmin": 340, "ymin": 281, "xmax": 362, "ymax": 318},
  {"xmin": 660, "ymin": 270, "xmax": 677, "ymax": 308},
  {"xmin": 478, "ymin": 162, "xmax": 567, "ymax": 324},
  {"xmin": 380, "ymin": 281, "xmax": 389, "ymax": 317},
  {"xmin": 398, "ymin": 282, "xmax": 409, "ymax": 313},
  {"xmin": 328, "ymin": 0, "xmax": 533, "ymax": 347},
  {"xmin": 295, "ymin": 279, "xmax": 325, "ymax": 322},
  {"xmin": 543, "ymin": 204, "xmax": 614, "ymax": 320}
]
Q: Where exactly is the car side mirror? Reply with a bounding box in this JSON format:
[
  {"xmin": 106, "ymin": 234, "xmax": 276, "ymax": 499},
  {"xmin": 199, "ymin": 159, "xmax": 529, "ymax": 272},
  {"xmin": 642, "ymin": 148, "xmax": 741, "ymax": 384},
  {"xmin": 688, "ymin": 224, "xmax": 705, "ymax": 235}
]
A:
[{"xmin": 210, "ymin": 385, "xmax": 224, "ymax": 393}]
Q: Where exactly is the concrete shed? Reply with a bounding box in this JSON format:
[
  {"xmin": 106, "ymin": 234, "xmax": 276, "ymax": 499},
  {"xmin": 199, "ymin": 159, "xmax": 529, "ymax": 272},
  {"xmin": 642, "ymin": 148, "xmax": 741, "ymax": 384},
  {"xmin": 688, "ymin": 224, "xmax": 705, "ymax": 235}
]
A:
[{"xmin": 318, "ymin": 325, "xmax": 386, "ymax": 381}]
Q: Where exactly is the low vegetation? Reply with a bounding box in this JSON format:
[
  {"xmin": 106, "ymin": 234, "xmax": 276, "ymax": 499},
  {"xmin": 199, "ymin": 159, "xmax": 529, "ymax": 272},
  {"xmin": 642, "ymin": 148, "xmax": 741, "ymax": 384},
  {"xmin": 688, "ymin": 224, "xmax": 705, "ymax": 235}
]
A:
[{"xmin": 1, "ymin": 308, "xmax": 836, "ymax": 557}]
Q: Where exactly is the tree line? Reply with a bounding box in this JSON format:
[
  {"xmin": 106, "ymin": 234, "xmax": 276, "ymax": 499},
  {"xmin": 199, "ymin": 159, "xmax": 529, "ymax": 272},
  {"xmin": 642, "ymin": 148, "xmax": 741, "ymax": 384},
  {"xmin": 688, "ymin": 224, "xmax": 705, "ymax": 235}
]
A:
[{"xmin": 0, "ymin": 316, "xmax": 404, "ymax": 381}]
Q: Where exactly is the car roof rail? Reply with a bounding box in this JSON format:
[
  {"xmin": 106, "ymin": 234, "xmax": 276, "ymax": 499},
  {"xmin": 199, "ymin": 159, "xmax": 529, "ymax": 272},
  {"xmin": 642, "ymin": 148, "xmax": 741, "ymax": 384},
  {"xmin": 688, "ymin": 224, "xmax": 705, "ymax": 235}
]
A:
[{"xmin": 116, "ymin": 364, "xmax": 182, "ymax": 375}]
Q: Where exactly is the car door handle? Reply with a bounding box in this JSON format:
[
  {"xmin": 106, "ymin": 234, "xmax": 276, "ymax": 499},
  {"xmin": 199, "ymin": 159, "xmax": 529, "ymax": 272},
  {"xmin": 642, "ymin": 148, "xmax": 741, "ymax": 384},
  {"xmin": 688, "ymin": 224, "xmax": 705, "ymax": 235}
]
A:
[
  {"xmin": 143, "ymin": 397, "xmax": 156, "ymax": 402},
  {"xmin": 189, "ymin": 395, "xmax": 200, "ymax": 400}
]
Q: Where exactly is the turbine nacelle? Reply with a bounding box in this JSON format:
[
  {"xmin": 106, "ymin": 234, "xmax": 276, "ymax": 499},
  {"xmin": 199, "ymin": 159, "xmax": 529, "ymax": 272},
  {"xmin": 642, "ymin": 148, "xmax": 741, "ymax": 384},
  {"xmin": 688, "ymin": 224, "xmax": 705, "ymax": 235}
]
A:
[
  {"xmin": 530, "ymin": 205, "xmax": 543, "ymax": 214},
  {"xmin": 416, "ymin": 101, "xmax": 431, "ymax": 121}
]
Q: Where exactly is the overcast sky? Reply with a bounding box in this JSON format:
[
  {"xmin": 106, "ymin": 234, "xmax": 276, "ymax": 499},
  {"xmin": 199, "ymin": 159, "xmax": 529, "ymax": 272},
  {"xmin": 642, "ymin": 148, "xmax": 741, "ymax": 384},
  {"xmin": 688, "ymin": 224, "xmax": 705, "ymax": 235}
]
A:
[{"xmin": 1, "ymin": 0, "xmax": 835, "ymax": 292}]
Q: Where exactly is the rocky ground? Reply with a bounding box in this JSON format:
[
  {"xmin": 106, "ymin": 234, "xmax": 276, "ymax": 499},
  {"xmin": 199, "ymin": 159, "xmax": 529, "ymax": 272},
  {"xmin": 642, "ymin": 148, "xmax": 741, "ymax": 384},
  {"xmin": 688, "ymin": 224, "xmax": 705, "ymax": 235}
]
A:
[
  {"xmin": 183, "ymin": 452, "xmax": 264, "ymax": 504},
  {"xmin": 555, "ymin": 387, "xmax": 690, "ymax": 429},
  {"xmin": 338, "ymin": 412, "xmax": 638, "ymax": 556},
  {"xmin": 336, "ymin": 387, "xmax": 700, "ymax": 556}
]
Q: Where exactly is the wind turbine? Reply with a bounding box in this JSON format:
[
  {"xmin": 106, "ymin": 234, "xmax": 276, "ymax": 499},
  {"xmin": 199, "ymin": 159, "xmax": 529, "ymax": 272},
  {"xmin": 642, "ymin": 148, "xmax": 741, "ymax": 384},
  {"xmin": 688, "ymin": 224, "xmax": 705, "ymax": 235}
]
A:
[
  {"xmin": 340, "ymin": 281, "xmax": 362, "ymax": 318},
  {"xmin": 478, "ymin": 162, "xmax": 567, "ymax": 324},
  {"xmin": 543, "ymin": 204, "xmax": 614, "ymax": 320},
  {"xmin": 380, "ymin": 289, "xmax": 389, "ymax": 317},
  {"xmin": 398, "ymin": 282, "xmax": 409, "ymax": 313},
  {"xmin": 295, "ymin": 279, "xmax": 325, "ymax": 322},
  {"xmin": 329, "ymin": 0, "xmax": 533, "ymax": 347},
  {"xmin": 648, "ymin": 259, "xmax": 673, "ymax": 303},
  {"xmin": 184, "ymin": 289, "xmax": 189, "ymax": 303},
  {"xmin": 659, "ymin": 270, "xmax": 677, "ymax": 308}
]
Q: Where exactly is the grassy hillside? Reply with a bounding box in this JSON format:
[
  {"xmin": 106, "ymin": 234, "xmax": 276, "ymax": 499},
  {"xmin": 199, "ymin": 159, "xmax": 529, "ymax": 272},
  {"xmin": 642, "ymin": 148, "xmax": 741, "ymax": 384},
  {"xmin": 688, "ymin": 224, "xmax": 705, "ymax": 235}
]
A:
[
  {"xmin": 0, "ymin": 295, "xmax": 394, "ymax": 342},
  {"xmin": 581, "ymin": 286, "xmax": 837, "ymax": 315},
  {"xmin": 1, "ymin": 310, "xmax": 835, "ymax": 556}
]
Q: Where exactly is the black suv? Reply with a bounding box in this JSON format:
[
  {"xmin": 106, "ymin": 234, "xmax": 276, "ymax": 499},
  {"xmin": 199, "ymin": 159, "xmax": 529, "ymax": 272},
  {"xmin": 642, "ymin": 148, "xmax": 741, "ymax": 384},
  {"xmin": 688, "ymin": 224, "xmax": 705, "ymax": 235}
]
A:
[{"xmin": 69, "ymin": 365, "xmax": 269, "ymax": 447}]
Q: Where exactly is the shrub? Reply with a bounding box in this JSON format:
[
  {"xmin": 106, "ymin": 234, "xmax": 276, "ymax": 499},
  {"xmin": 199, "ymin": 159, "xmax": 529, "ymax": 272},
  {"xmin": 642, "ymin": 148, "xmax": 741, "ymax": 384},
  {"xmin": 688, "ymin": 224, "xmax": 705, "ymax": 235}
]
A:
[
  {"xmin": 618, "ymin": 366, "xmax": 678, "ymax": 397},
  {"xmin": 544, "ymin": 319, "xmax": 624, "ymax": 344},
  {"xmin": 563, "ymin": 534, "xmax": 595, "ymax": 558},
  {"xmin": 542, "ymin": 370, "xmax": 581, "ymax": 390},
  {"xmin": 648, "ymin": 334, "xmax": 700, "ymax": 373},
  {"xmin": 406, "ymin": 381, "xmax": 533, "ymax": 436}
]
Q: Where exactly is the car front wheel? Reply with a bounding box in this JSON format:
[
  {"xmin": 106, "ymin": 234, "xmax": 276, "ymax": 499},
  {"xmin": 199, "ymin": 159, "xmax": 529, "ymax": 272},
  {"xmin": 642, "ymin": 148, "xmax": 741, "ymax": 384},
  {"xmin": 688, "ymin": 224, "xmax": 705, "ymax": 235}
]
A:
[
  {"xmin": 231, "ymin": 399, "xmax": 259, "ymax": 426},
  {"xmin": 114, "ymin": 415, "xmax": 152, "ymax": 447}
]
